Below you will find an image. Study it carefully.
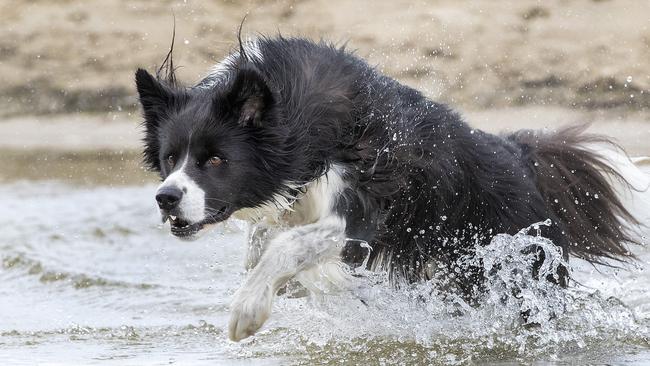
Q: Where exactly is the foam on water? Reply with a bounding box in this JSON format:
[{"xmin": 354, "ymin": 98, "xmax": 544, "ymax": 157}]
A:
[{"xmin": 0, "ymin": 181, "xmax": 649, "ymax": 365}]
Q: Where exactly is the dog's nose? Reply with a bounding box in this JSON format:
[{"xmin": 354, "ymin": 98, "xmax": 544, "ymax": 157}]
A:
[{"xmin": 156, "ymin": 186, "xmax": 183, "ymax": 211}]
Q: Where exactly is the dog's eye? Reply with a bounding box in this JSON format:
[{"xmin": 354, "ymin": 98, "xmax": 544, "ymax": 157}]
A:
[
  {"xmin": 206, "ymin": 156, "xmax": 224, "ymax": 167},
  {"xmin": 167, "ymin": 155, "xmax": 175, "ymax": 166}
]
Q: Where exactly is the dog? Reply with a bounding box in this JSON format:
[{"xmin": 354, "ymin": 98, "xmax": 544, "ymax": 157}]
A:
[{"xmin": 135, "ymin": 35, "xmax": 646, "ymax": 341}]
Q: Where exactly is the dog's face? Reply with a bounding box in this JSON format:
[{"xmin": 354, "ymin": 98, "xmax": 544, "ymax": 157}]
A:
[{"xmin": 135, "ymin": 67, "xmax": 282, "ymax": 238}]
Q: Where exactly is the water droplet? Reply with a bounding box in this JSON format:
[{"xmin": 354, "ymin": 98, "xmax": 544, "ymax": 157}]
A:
[
  {"xmin": 440, "ymin": 215, "xmax": 447, "ymax": 221},
  {"xmin": 626, "ymin": 76, "xmax": 633, "ymax": 83}
]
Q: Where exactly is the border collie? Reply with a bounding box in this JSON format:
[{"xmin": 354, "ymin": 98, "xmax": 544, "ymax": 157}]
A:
[{"xmin": 135, "ymin": 35, "xmax": 646, "ymax": 341}]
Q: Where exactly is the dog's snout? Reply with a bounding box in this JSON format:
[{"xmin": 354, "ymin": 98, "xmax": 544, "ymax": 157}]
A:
[{"xmin": 156, "ymin": 186, "xmax": 183, "ymax": 211}]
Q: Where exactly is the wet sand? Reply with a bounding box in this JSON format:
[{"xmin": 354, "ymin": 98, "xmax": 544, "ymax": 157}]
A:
[{"xmin": 1, "ymin": 108, "xmax": 647, "ymax": 186}]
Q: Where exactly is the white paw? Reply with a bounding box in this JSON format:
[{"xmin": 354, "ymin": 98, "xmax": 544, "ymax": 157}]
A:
[{"xmin": 228, "ymin": 284, "xmax": 273, "ymax": 341}]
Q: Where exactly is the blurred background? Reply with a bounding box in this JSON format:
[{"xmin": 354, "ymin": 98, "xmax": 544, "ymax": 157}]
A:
[
  {"xmin": 2, "ymin": 2, "xmax": 650, "ymax": 364},
  {"xmin": 1, "ymin": 0, "xmax": 649, "ymax": 185}
]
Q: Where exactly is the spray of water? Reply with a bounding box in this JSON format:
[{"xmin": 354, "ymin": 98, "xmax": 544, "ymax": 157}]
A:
[
  {"xmin": 2, "ymin": 183, "xmax": 647, "ymax": 364},
  {"xmin": 240, "ymin": 220, "xmax": 648, "ymax": 364}
]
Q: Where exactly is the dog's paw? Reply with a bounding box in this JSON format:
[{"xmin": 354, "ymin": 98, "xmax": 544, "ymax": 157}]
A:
[{"xmin": 228, "ymin": 284, "xmax": 273, "ymax": 341}]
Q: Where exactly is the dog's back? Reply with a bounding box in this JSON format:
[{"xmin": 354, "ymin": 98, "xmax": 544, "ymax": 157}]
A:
[{"xmin": 198, "ymin": 37, "xmax": 645, "ymax": 290}]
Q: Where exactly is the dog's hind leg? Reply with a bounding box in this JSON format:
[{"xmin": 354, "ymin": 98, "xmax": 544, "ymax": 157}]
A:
[{"xmin": 228, "ymin": 216, "xmax": 351, "ymax": 341}]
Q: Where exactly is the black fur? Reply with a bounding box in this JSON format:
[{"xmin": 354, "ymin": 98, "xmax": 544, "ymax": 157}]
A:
[
  {"xmin": 136, "ymin": 36, "xmax": 641, "ymax": 295},
  {"xmin": 509, "ymin": 125, "xmax": 640, "ymax": 263}
]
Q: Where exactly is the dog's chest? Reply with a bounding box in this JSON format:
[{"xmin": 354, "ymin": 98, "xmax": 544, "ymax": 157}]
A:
[{"xmin": 234, "ymin": 165, "xmax": 347, "ymax": 228}]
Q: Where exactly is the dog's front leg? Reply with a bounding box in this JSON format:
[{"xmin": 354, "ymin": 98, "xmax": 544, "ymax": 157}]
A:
[
  {"xmin": 244, "ymin": 224, "xmax": 272, "ymax": 271},
  {"xmin": 229, "ymin": 216, "xmax": 347, "ymax": 341}
]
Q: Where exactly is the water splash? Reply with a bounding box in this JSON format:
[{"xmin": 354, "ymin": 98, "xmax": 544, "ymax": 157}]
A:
[
  {"xmin": 1, "ymin": 183, "xmax": 648, "ymax": 364},
  {"xmin": 471, "ymin": 218, "xmax": 568, "ymax": 327},
  {"xmin": 257, "ymin": 220, "xmax": 648, "ymax": 364}
]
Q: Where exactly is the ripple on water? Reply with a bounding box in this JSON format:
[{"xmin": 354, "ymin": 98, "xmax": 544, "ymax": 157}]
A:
[{"xmin": 0, "ymin": 181, "xmax": 649, "ymax": 365}]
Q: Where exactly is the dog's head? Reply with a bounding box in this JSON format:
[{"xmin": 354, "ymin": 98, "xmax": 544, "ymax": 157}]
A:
[{"xmin": 135, "ymin": 66, "xmax": 286, "ymax": 238}]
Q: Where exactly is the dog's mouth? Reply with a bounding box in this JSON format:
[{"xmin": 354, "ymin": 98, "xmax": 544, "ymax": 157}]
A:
[
  {"xmin": 168, "ymin": 215, "xmax": 201, "ymax": 237},
  {"xmin": 162, "ymin": 205, "xmax": 231, "ymax": 238}
]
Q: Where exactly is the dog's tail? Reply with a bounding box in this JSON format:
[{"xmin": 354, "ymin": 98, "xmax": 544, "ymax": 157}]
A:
[{"xmin": 508, "ymin": 125, "xmax": 648, "ymax": 264}]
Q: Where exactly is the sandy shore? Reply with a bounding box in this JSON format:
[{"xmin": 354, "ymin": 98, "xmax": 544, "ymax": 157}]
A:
[
  {"xmin": 464, "ymin": 107, "xmax": 650, "ymax": 156},
  {"xmin": 0, "ymin": 113, "xmax": 142, "ymax": 151},
  {"xmin": 1, "ymin": 108, "xmax": 647, "ymax": 185},
  {"xmin": 1, "ymin": 0, "xmax": 649, "ymax": 116},
  {"xmin": 2, "ymin": 108, "xmax": 648, "ymax": 154}
]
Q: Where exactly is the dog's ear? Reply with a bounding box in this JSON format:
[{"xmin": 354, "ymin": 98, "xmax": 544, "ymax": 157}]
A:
[
  {"xmin": 135, "ymin": 68, "xmax": 174, "ymax": 171},
  {"xmin": 135, "ymin": 68, "xmax": 174, "ymax": 126},
  {"xmin": 225, "ymin": 68, "xmax": 274, "ymax": 128}
]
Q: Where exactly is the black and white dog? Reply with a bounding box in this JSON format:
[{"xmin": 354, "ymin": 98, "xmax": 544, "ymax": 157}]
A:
[{"xmin": 135, "ymin": 36, "xmax": 646, "ymax": 341}]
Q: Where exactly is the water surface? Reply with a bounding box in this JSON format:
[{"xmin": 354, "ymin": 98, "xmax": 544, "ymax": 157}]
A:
[{"xmin": 1, "ymin": 181, "xmax": 649, "ymax": 365}]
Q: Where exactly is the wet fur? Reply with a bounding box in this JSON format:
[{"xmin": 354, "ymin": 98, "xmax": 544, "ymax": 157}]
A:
[
  {"xmin": 137, "ymin": 36, "xmax": 644, "ymax": 337},
  {"xmin": 509, "ymin": 126, "xmax": 641, "ymax": 264}
]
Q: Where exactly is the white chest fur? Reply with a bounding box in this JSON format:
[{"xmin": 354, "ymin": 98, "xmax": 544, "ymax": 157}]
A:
[{"xmin": 233, "ymin": 164, "xmax": 347, "ymax": 228}]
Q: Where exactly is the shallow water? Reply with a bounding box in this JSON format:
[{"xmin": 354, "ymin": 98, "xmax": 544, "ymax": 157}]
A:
[{"xmin": 1, "ymin": 181, "xmax": 649, "ymax": 365}]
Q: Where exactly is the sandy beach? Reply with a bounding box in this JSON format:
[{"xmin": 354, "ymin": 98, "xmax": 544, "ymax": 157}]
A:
[{"xmin": 1, "ymin": 0, "xmax": 649, "ymax": 117}]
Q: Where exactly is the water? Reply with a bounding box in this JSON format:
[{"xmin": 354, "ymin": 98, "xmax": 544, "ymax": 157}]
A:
[{"xmin": 1, "ymin": 181, "xmax": 649, "ymax": 365}]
